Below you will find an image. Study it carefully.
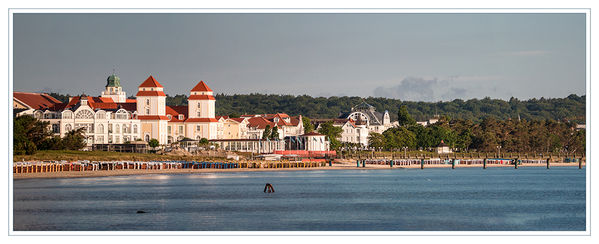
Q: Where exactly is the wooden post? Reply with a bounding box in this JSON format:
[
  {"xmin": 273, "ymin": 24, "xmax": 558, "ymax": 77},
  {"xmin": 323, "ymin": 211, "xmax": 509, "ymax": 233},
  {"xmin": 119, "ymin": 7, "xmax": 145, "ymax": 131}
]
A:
[
  {"xmin": 546, "ymin": 158, "xmax": 550, "ymax": 169},
  {"xmin": 420, "ymin": 158, "xmax": 424, "ymax": 170},
  {"xmin": 514, "ymin": 158, "xmax": 518, "ymax": 169},
  {"xmin": 483, "ymin": 158, "xmax": 487, "ymax": 169},
  {"xmin": 579, "ymin": 158, "xmax": 583, "ymax": 169},
  {"xmin": 451, "ymin": 158, "xmax": 455, "ymax": 169}
]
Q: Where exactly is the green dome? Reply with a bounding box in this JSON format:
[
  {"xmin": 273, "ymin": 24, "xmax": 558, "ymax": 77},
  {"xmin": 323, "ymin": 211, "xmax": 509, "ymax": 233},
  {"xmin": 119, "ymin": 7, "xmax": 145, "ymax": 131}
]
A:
[{"xmin": 106, "ymin": 74, "xmax": 121, "ymax": 87}]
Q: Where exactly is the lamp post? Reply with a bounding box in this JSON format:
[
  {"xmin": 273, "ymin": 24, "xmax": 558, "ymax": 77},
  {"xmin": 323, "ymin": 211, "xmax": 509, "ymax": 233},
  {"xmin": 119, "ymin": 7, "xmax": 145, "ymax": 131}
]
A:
[
  {"xmin": 402, "ymin": 147, "xmax": 408, "ymax": 158},
  {"xmin": 496, "ymin": 145, "xmax": 502, "ymax": 158}
]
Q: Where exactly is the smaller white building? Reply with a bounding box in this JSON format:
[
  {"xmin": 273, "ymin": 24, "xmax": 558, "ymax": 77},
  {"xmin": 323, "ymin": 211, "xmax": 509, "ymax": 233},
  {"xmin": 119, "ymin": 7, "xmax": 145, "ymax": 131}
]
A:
[
  {"xmin": 300, "ymin": 132, "xmax": 330, "ymax": 151},
  {"xmin": 436, "ymin": 140, "xmax": 452, "ymax": 154}
]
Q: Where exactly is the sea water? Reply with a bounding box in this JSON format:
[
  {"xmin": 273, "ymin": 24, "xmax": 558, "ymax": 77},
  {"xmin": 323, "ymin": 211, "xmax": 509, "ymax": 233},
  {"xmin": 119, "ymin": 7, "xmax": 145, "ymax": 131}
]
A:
[{"xmin": 13, "ymin": 167, "xmax": 586, "ymax": 231}]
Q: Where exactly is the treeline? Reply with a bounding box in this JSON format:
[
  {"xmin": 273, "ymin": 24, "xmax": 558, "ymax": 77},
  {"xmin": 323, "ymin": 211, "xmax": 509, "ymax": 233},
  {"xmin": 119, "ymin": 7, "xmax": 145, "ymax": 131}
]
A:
[
  {"xmin": 46, "ymin": 92, "xmax": 585, "ymax": 123},
  {"xmin": 14, "ymin": 115, "xmax": 86, "ymax": 155},
  {"xmin": 368, "ymin": 107, "xmax": 585, "ymax": 153}
]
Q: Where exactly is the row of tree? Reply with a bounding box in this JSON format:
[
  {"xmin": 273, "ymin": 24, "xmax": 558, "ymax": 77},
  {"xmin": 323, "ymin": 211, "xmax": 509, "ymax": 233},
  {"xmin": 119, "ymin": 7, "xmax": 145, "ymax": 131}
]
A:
[
  {"xmin": 46, "ymin": 92, "xmax": 586, "ymax": 123},
  {"xmin": 367, "ymin": 106, "xmax": 586, "ymax": 153},
  {"xmin": 14, "ymin": 115, "xmax": 86, "ymax": 155}
]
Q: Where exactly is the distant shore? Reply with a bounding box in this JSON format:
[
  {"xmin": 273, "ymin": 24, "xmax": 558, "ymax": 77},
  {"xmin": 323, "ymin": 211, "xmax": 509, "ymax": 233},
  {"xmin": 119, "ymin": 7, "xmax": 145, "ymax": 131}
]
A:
[{"xmin": 12, "ymin": 162, "xmax": 585, "ymax": 180}]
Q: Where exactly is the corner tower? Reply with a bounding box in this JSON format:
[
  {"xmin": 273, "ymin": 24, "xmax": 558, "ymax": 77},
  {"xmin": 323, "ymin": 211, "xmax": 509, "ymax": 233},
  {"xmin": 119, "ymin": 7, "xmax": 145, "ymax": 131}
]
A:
[
  {"xmin": 186, "ymin": 80, "xmax": 217, "ymax": 139},
  {"xmin": 101, "ymin": 73, "xmax": 127, "ymax": 103},
  {"xmin": 136, "ymin": 75, "xmax": 168, "ymax": 144}
]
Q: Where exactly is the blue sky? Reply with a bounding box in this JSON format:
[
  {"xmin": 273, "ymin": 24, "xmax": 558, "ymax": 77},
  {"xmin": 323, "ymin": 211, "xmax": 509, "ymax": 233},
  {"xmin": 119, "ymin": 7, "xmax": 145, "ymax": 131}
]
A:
[{"xmin": 13, "ymin": 13, "xmax": 586, "ymax": 101}]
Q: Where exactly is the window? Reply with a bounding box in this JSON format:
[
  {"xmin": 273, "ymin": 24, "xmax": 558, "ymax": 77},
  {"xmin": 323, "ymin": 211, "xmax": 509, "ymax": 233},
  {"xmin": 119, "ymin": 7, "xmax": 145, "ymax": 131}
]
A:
[
  {"xmin": 146, "ymin": 99, "xmax": 150, "ymax": 105},
  {"xmin": 178, "ymin": 114, "xmax": 184, "ymax": 120},
  {"xmin": 115, "ymin": 136, "xmax": 120, "ymax": 144},
  {"xmin": 108, "ymin": 124, "xmax": 113, "ymax": 133},
  {"xmin": 133, "ymin": 125, "xmax": 138, "ymax": 134},
  {"xmin": 97, "ymin": 124, "xmax": 104, "ymax": 133},
  {"xmin": 167, "ymin": 114, "xmax": 172, "ymax": 120},
  {"xmin": 178, "ymin": 126, "xmax": 183, "ymax": 134},
  {"xmin": 146, "ymin": 108, "xmax": 150, "ymax": 115},
  {"xmin": 197, "ymin": 111, "xmax": 201, "ymax": 117},
  {"xmin": 52, "ymin": 124, "xmax": 59, "ymax": 133},
  {"xmin": 167, "ymin": 126, "xmax": 171, "ymax": 134},
  {"xmin": 65, "ymin": 124, "xmax": 72, "ymax": 132},
  {"xmin": 145, "ymin": 134, "xmax": 150, "ymax": 142},
  {"xmin": 115, "ymin": 124, "xmax": 120, "ymax": 134},
  {"xmin": 196, "ymin": 125, "xmax": 201, "ymax": 132}
]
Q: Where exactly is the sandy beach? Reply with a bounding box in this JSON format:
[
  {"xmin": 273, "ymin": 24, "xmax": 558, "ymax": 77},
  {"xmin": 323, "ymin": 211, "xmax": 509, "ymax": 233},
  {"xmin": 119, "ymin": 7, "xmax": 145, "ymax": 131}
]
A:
[{"xmin": 12, "ymin": 162, "xmax": 585, "ymax": 179}]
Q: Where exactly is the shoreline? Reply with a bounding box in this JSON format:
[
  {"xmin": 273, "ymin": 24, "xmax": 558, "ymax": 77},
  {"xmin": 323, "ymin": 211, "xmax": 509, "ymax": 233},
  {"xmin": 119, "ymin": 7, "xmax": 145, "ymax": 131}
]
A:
[{"xmin": 12, "ymin": 162, "xmax": 585, "ymax": 180}]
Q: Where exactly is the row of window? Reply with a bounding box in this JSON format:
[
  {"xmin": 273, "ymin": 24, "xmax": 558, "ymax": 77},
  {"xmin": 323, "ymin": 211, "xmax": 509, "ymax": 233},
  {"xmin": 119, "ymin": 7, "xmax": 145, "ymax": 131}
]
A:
[{"xmin": 62, "ymin": 123, "xmax": 139, "ymax": 134}]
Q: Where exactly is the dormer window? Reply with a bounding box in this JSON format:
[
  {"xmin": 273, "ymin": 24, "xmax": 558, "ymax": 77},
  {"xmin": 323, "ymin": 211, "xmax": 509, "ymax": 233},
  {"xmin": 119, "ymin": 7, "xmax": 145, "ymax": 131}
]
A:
[
  {"xmin": 178, "ymin": 114, "xmax": 184, "ymax": 120},
  {"xmin": 167, "ymin": 115, "xmax": 172, "ymax": 120}
]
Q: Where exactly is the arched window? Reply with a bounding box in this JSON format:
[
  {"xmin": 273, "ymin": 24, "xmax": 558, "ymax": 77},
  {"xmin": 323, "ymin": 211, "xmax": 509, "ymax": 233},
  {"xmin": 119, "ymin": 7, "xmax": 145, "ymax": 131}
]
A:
[
  {"xmin": 145, "ymin": 134, "xmax": 150, "ymax": 142},
  {"xmin": 122, "ymin": 125, "xmax": 128, "ymax": 134},
  {"xmin": 133, "ymin": 125, "xmax": 138, "ymax": 134},
  {"xmin": 115, "ymin": 124, "xmax": 120, "ymax": 134},
  {"xmin": 75, "ymin": 110, "xmax": 94, "ymax": 119},
  {"xmin": 97, "ymin": 124, "xmax": 104, "ymax": 133},
  {"xmin": 96, "ymin": 110, "xmax": 106, "ymax": 119},
  {"xmin": 65, "ymin": 124, "xmax": 72, "ymax": 132},
  {"xmin": 146, "ymin": 99, "xmax": 150, "ymax": 105}
]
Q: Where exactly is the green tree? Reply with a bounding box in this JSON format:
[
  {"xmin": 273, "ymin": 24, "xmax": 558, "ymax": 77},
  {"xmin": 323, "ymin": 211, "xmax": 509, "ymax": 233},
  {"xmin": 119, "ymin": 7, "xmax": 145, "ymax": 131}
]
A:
[
  {"xmin": 397, "ymin": 105, "xmax": 416, "ymax": 126},
  {"xmin": 62, "ymin": 128, "xmax": 86, "ymax": 150},
  {"xmin": 270, "ymin": 126, "xmax": 280, "ymax": 140},
  {"xmin": 302, "ymin": 116, "xmax": 314, "ymax": 133},
  {"xmin": 13, "ymin": 115, "xmax": 53, "ymax": 155},
  {"xmin": 368, "ymin": 132, "xmax": 385, "ymax": 150},
  {"xmin": 148, "ymin": 138, "xmax": 160, "ymax": 151},
  {"xmin": 262, "ymin": 125, "xmax": 272, "ymax": 139},
  {"xmin": 199, "ymin": 138, "xmax": 209, "ymax": 145},
  {"xmin": 317, "ymin": 121, "xmax": 343, "ymax": 150}
]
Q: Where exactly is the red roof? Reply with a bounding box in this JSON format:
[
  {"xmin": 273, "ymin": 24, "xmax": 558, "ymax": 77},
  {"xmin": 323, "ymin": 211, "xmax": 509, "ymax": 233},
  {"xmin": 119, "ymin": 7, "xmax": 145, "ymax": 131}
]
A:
[
  {"xmin": 165, "ymin": 105, "xmax": 188, "ymax": 122},
  {"xmin": 136, "ymin": 90, "xmax": 166, "ymax": 97},
  {"xmin": 191, "ymin": 80, "xmax": 212, "ymax": 92},
  {"xmin": 13, "ymin": 92, "xmax": 61, "ymax": 110},
  {"xmin": 47, "ymin": 96, "xmax": 137, "ymax": 112},
  {"xmin": 185, "ymin": 118, "xmax": 218, "ymax": 122},
  {"xmin": 125, "ymin": 99, "xmax": 137, "ymax": 103},
  {"xmin": 188, "ymin": 94, "xmax": 215, "ymax": 100},
  {"xmin": 247, "ymin": 117, "xmax": 276, "ymax": 129},
  {"xmin": 138, "ymin": 115, "xmax": 170, "ymax": 120},
  {"xmin": 139, "ymin": 75, "xmax": 163, "ymax": 88}
]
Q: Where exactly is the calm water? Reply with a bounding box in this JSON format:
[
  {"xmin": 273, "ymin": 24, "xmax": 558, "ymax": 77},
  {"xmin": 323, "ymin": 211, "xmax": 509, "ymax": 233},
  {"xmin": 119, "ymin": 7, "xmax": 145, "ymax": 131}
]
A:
[{"xmin": 13, "ymin": 167, "xmax": 586, "ymax": 231}]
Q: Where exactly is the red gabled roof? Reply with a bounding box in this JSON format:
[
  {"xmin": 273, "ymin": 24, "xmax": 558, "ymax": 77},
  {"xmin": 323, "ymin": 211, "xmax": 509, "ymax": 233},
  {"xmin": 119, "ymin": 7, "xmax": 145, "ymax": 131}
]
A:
[
  {"xmin": 191, "ymin": 80, "xmax": 212, "ymax": 92},
  {"xmin": 185, "ymin": 118, "xmax": 218, "ymax": 123},
  {"xmin": 13, "ymin": 92, "xmax": 61, "ymax": 110},
  {"xmin": 247, "ymin": 117, "xmax": 276, "ymax": 129},
  {"xmin": 165, "ymin": 105, "xmax": 188, "ymax": 122},
  {"xmin": 139, "ymin": 75, "xmax": 163, "ymax": 88},
  {"xmin": 136, "ymin": 90, "xmax": 166, "ymax": 97}
]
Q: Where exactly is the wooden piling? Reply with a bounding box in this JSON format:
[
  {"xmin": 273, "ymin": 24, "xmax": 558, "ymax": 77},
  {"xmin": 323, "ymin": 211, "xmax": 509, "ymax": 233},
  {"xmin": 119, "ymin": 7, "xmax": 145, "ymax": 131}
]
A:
[
  {"xmin": 546, "ymin": 158, "xmax": 550, "ymax": 169},
  {"xmin": 579, "ymin": 158, "xmax": 583, "ymax": 169},
  {"xmin": 483, "ymin": 158, "xmax": 487, "ymax": 169},
  {"xmin": 451, "ymin": 159, "xmax": 455, "ymax": 169},
  {"xmin": 420, "ymin": 158, "xmax": 424, "ymax": 170},
  {"xmin": 514, "ymin": 158, "xmax": 518, "ymax": 169}
]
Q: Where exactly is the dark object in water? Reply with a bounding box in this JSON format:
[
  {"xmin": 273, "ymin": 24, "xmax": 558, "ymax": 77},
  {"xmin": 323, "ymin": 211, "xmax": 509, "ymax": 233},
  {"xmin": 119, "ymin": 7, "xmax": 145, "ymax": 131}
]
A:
[
  {"xmin": 136, "ymin": 210, "xmax": 146, "ymax": 214},
  {"xmin": 264, "ymin": 183, "xmax": 275, "ymax": 193}
]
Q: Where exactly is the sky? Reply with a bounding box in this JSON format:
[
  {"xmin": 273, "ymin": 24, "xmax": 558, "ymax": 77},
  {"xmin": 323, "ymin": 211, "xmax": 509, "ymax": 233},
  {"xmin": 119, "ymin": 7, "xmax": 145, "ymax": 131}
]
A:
[{"xmin": 13, "ymin": 13, "xmax": 586, "ymax": 102}]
